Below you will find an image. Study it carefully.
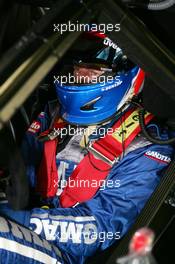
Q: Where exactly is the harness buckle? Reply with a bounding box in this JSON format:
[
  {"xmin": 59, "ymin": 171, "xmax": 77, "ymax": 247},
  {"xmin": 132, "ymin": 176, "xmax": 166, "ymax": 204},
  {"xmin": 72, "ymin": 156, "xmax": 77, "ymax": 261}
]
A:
[{"xmin": 87, "ymin": 141, "xmax": 119, "ymax": 167}]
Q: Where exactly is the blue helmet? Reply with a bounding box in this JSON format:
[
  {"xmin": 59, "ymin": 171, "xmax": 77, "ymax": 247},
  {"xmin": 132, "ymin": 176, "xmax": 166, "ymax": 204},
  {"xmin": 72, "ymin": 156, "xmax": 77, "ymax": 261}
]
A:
[{"xmin": 55, "ymin": 32, "xmax": 145, "ymax": 125}]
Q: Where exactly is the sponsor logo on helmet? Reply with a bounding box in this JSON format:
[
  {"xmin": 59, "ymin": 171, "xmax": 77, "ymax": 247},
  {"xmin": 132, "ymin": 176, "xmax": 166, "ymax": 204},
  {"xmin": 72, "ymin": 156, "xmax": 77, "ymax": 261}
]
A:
[
  {"xmin": 101, "ymin": 78, "xmax": 123, "ymax": 91},
  {"xmin": 103, "ymin": 38, "xmax": 121, "ymax": 52}
]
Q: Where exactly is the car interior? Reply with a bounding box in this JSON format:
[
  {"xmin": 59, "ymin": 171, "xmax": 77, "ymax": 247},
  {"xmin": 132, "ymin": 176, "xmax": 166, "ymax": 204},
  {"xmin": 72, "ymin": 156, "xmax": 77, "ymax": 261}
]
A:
[{"xmin": 0, "ymin": 1, "xmax": 175, "ymax": 263}]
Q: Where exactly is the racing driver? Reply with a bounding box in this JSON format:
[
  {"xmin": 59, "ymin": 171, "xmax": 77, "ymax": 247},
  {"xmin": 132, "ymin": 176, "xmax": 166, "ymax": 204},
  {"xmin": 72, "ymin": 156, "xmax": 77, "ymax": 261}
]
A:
[{"xmin": 0, "ymin": 31, "xmax": 174, "ymax": 264}]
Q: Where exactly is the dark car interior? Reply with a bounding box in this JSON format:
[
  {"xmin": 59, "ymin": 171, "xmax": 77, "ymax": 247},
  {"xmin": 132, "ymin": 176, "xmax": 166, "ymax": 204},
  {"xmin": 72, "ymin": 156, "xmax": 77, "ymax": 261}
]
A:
[{"xmin": 0, "ymin": 1, "xmax": 175, "ymax": 263}]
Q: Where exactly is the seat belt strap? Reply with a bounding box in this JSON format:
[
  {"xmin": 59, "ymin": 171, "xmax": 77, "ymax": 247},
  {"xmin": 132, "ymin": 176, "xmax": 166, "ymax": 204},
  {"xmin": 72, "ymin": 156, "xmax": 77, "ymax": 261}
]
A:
[
  {"xmin": 36, "ymin": 139, "xmax": 58, "ymax": 197},
  {"xmin": 60, "ymin": 108, "xmax": 154, "ymax": 207},
  {"xmin": 36, "ymin": 119, "xmax": 66, "ymax": 197}
]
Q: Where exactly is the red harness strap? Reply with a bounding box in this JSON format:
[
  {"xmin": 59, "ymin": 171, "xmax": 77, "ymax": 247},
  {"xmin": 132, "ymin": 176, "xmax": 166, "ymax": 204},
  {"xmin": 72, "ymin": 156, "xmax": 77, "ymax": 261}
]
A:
[
  {"xmin": 36, "ymin": 139, "xmax": 58, "ymax": 197},
  {"xmin": 36, "ymin": 109, "xmax": 153, "ymax": 205},
  {"xmin": 36, "ymin": 119, "xmax": 66, "ymax": 197},
  {"xmin": 60, "ymin": 108, "xmax": 154, "ymax": 208}
]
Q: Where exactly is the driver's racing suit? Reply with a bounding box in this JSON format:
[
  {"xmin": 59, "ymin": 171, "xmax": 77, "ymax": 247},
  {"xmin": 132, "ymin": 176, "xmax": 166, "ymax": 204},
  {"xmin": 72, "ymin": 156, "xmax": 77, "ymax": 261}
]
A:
[{"xmin": 0, "ymin": 101, "xmax": 174, "ymax": 264}]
